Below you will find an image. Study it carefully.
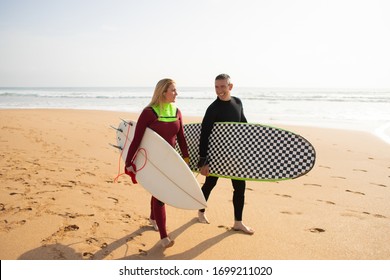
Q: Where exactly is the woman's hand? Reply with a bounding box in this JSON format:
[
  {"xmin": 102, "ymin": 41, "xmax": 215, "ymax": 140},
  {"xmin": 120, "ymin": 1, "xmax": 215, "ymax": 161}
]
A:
[
  {"xmin": 126, "ymin": 165, "xmax": 136, "ymax": 173},
  {"xmin": 183, "ymin": 157, "xmax": 190, "ymax": 166},
  {"xmin": 125, "ymin": 163, "xmax": 138, "ymax": 184}
]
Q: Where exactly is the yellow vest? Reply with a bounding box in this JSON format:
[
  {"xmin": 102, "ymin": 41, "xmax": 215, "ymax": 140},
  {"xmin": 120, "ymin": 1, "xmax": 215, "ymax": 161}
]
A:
[{"xmin": 151, "ymin": 103, "xmax": 178, "ymax": 122}]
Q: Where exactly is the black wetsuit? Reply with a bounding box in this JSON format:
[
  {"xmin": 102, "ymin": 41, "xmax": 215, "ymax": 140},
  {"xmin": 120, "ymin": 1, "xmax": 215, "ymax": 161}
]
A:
[{"xmin": 199, "ymin": 97, "xmax": 247, "ymax": 221}]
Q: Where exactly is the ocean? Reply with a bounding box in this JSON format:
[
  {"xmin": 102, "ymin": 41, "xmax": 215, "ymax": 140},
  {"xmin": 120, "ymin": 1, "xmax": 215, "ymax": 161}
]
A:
[{"xmin": 1, "ymin": 87, "xmax": 389, "ymax": 144}]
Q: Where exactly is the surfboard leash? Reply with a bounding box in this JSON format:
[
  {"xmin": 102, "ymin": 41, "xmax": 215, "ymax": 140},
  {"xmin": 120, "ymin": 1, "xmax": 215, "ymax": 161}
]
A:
[
  {"xmin": 114, "ymin": 121, "xmax": 148, "ymax": 184},
  {"xmin": 114, "ymin": 120, "xmax": 133, "ymax": 183},
  {"xmin": 115, "ymin": 148, "xmax": 148, "ymax": 184}
]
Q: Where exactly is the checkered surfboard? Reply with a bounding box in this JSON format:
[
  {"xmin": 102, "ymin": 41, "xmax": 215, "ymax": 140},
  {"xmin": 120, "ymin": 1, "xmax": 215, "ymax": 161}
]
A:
[{"xmin": 176, "ymin": 122, "xmax": 316, "ymax": 181}]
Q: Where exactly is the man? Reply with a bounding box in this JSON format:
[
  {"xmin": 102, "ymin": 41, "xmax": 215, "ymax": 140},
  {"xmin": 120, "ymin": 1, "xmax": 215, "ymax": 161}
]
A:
[{"xmin": 197, "ymin": 74, "xmax": 255, "ymax": 235}]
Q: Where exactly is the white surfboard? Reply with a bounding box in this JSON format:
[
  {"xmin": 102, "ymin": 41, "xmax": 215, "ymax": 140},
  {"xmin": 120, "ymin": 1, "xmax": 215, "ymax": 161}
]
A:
[{"xmin": 114, "ymin": 120, "xmax": 207, "ymax": 210}]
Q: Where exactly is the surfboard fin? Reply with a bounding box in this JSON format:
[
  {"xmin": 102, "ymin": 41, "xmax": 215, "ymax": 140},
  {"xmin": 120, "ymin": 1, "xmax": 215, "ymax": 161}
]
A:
[
  {"xmin": 109, "ymin": 143, "xmax": 123, "ymax": 150},
  {"xmin": 110, "ymin": 125, "xmax": 123, "ymax": 133},
  {"xmin": 120, "ymin": 118, "xmax": 134, "ymax": 126}
]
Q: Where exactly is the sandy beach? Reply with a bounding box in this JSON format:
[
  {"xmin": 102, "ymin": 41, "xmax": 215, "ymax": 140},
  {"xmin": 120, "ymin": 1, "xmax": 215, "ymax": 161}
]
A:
[{"xmin": 0, "ymin": 109, "xmax": 389, "ymax": 260}]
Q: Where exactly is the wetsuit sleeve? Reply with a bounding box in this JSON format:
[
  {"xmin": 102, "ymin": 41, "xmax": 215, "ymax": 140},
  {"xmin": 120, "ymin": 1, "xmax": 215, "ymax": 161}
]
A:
[
  {"xmin": 125, "ymin": 109, "xmax": 155, "ymax": 167},
  {"xmin": 198, "ymin": 104, "xmax": 217, "ymax": 165},
  {"xmin": 176, "ymin": 109, "xmax": 189, "ymax": 158},
  {"xmin": 241, "ymin": 104, "xmax": 248, "ymax": 123},
  {"xmin": 235, "ymin": 97, "xmax": 247, "ymax": 123}
]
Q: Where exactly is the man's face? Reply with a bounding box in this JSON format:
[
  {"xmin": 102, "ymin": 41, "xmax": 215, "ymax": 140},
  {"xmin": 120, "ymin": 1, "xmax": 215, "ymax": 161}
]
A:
[{"xmin": 215, "ymin": 79, "xmax": 232, "ymax": 101}]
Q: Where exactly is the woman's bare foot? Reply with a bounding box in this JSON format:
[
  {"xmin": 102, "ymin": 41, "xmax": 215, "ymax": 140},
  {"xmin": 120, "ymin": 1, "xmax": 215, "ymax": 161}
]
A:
[
  {"xmin": 198, "ymin": 211, "xmax": 210, "ymax": 224},
  {"xmin": 161, "ymin": 237, "xmax": 174, "ymax": 248},
  {"xmin": 149, "ymin": 218, "xmax": 159, "ymax": 231}
]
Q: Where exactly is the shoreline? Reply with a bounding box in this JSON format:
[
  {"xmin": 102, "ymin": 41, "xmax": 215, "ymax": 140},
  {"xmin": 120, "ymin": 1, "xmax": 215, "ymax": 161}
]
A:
[{"xmin": 1, "ymin": 109, "xmax": 389, "ymax": 260}]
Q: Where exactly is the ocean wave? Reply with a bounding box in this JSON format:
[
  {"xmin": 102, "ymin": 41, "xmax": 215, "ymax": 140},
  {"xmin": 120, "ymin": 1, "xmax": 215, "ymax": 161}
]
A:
[
  {"xmin": 0, "ymin": 92, "xmax": 149, "ymax": 99},
  {"xmin": 1, "ymin": 90, "xmax": 389, "ymax": 103}
]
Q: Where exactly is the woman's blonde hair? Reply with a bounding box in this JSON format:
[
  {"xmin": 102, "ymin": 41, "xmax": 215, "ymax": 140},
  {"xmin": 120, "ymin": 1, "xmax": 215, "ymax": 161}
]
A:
[{"xmin": 148, "ymin": 78, "xmax": 175, "ymax": 107}]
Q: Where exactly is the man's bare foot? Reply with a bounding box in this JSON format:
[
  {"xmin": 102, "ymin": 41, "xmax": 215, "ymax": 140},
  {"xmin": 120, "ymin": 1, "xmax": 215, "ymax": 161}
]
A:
[{"xmin": 233, "ymin": 221, "xmax": 255, "ymax": 235}]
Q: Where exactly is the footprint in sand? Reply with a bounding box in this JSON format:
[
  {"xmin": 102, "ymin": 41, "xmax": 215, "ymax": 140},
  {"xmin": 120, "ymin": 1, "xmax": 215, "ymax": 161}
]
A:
[
  {"xmin": 76, "ymin": 171, "xmax": 96, "ymax": 177},
  {"xmin": 307, "ymin": 228, "xmax": 325, "ymax": 233},
  {"xmin": 353, "ymin": 169, "xmax": 367, "ymax": 172},
  {"xmin": 370, "ymin": 183, "xmax": 387, "ymax": 188},
  {"xmin": 64, "ymin": 224, "xmax": 79, "ymax": 232},
  {"xmin": 86, "ymin": 237, "xmax": 99, "ymax": 245},
  {"xmin": 341, "ymin": 210, "xmax": 365, "ymax": 219},
  {"xmin": 317, "ymin": 199, "xmax": 336, "ymax": 205},
  {"xmin": 362, "ymin": 212, "xmax": 387, "ymax": 219},
  {"xmin": 275, "ymin": 193, "xmax": 292, "ymax": 198},
  {"xmin": 42, "ymin": 224, "xmax": 80, "ymax": 244},
  {"xmin": 86, "ymin": 237, "xmax": 108, "ymax": 249},
  {"xmin": 346, "ymin": 190, "xmax": 365, "ymax": 195},
  {"xmin": 59, "ymin": 212, "xmax": 94, "ymax": 219},
  {"xmin": 280, "ymin": 211, "xmax": 302, "ymax": 215},
  {"xmin": 82, "ymin": 252, "xmax": 94, "ymax": 259},
  {"xmin": 17, "ymin": 220, "xmax": 27, "ymax": 225},
  {"xmin": 120, "ymin": 214, "xmax": 132, "ymax": 224},
  {"xmin": 218, "ymin": 225, "xmax": 231, "ymax": 231},
  {"xmin": 319, "ymin": 165, "xmax": 331, "ymax": 169},
  {"xmin": 138, "ymin": 249, "xmax": 148, "ymax": 256},
  {"xmin": 108, "ymin": 197, "xmax": 119, "ymax": 204},
  {"xmin": 304, "ymin": 183, "xmax": 322, "ymax": 187},
  {"xmin": 9, "ymin": 192, "xmax": 23, "ymax": 196},
  {"xmin": 373, "ymin": 214, "xmax": 387, "ymax": 218},
  {"xmin": 92, "ymin": 221, "xmax": 99, "ymax": 228},
  {"xmin": 332, "ymin": 176, "xmax": 347, "ymax": 179}
]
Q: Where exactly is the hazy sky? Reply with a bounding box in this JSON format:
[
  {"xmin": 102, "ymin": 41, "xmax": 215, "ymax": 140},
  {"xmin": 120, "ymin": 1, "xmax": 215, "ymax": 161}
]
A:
[{"xmin": 1, "ymin": 0, "xmax": 389, "ymax": 88}]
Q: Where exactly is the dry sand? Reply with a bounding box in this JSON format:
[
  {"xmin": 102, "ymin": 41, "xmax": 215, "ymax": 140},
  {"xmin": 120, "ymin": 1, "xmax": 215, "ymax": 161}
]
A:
[{"xmin": 0, "ymin": 109, "xmax": 389, "ymax": 260}]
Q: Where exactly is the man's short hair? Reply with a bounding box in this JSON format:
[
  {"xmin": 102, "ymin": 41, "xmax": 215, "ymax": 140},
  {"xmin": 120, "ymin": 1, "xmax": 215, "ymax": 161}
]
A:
[{"xmin": 215, "ymin": 74, "xmax": 231, "ymax": 84}]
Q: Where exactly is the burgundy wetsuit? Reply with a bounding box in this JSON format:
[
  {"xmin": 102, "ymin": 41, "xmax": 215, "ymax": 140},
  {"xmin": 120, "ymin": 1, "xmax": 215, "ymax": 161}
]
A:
[{"xmin": 125, "ymin": 106, "xmax": 189, "ymax": 239}]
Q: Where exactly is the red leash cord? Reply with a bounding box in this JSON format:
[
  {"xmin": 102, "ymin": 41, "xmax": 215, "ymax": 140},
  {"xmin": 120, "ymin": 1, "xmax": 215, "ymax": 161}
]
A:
[{"xmin": 114, "ymin": 122, "xmax": 147, "ymax": 184}]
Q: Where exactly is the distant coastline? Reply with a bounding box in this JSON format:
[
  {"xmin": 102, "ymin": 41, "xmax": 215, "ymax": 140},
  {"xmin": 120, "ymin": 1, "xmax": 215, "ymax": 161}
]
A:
[{"xmin": 1, "ymin": 87, "xmax": 389, "ymax": 144}]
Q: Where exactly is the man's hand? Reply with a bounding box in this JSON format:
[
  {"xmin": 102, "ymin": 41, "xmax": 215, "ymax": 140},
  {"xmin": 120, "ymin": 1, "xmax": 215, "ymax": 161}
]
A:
[{"xmin": 200, "ymin": 164, "xmax": 210, "ymax": 176}]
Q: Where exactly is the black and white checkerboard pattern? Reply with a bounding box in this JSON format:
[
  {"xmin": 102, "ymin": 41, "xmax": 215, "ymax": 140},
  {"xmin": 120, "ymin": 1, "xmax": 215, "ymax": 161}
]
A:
[{"xmin": 177, "ymin": 123, "xmax": 316, "ymax": 181}]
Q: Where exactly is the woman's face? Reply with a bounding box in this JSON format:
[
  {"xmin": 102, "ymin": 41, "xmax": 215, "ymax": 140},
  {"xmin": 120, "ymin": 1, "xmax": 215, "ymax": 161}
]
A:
[{"xmin": 164, "ymin": 83, "xmax": 178, "ymax": 103}]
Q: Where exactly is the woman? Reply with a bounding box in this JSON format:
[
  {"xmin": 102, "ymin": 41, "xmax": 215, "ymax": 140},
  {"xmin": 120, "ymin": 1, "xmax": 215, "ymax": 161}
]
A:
[{"xmin": 125, "ymin": 78, "xmax": 189, "ymax": 248}]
